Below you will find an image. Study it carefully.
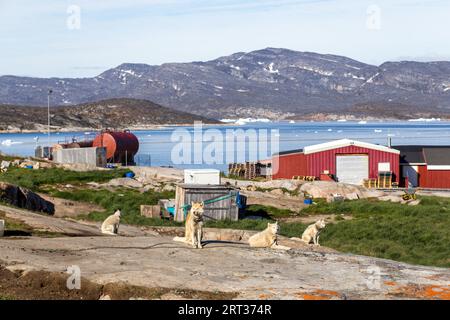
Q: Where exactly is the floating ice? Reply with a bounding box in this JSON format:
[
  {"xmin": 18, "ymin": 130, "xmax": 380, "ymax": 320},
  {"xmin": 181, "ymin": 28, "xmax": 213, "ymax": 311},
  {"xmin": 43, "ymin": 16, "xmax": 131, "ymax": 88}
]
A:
[{"xmin": 1, "ymin": 139, "xmax": 23, "ymax": 146}]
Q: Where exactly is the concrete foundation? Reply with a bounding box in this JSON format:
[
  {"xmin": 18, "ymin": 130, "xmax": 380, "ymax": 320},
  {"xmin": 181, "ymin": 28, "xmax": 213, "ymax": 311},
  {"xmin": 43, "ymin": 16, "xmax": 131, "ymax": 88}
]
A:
[{"xmin": 53, "ymin": 147, "xmax": 107, "ymax": 167}]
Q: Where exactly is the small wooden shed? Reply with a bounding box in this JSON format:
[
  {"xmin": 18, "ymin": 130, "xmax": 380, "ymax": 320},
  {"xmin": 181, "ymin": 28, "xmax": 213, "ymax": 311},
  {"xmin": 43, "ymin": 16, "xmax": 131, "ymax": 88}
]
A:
[{"xmin": 174, "ymin": 184, "xmax": 240, "ymax": 222}]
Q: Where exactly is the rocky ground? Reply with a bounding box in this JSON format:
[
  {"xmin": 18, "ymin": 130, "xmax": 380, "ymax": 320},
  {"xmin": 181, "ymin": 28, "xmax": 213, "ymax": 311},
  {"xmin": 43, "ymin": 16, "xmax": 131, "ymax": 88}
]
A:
[
  {"xmin": 1, "ymin": 162, "xmax": 450, "ymax": 300},
  {"xmin": 0, "ymin": 203, "xmax": 449, "ymax": 300}
]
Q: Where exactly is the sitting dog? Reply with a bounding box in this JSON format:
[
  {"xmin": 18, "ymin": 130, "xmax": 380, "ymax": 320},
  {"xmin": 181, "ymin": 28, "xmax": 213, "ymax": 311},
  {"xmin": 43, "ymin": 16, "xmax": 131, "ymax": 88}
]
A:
[
  {"xmin": 173, "ymin": 202, "xmax": 204, "ymax": 249},
  {"xmin": 293, "ymin": 219, "xmax": 326, "ymax": 246},
  {"xmin": 101, "ymin": 209, "xmax": 121, "ymax": 235},
  {"xmin": 248, "ymin": 221, "xmax": 290, "ymax": 250}
]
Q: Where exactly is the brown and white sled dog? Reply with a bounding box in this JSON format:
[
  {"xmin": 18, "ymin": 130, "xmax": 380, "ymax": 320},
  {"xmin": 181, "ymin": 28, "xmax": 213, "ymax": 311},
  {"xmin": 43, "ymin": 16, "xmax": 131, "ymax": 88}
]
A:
[
  {"xmin": 101, "ymin": 210, "xmax": 121, "ymax": 235},
  {"xmin": 292, "ymin": 219, "xmax": 326, "ymax": 246},
  {"xmin": 248, "ymin": 221, "xmax": 290, "ymax": 250},
  {"xmin": 173, "ymin": 202, "xmax": 204, "ymax": 249}
]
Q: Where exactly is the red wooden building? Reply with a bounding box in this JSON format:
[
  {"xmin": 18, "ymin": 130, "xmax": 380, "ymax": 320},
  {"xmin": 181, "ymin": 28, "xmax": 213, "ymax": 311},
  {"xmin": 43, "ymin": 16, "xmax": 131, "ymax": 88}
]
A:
[
  {"xmin": 396, "ymin": 145, "xmax": 450, "ymax": 189},
  {"xmin": 272, "ymin": 139, "xmax": 400, "ymax": 185}
]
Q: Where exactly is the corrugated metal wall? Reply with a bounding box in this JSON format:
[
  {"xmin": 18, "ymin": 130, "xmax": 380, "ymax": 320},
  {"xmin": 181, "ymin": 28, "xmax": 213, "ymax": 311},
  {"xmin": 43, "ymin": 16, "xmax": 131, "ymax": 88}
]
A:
[
  {"xmin": 306, "ymin": 146, "xmax": 400, "ymax": 181},
  {"xmin": 272, "ymin": 152, "xmax": 307, "ymax": 179},
  {"xmin": 272, "ymin": 146, "xmax": 400, "ymax": 181},
  {"xmin": 418, "ymin": 166, "xmax": 450, "ymax": 188}
]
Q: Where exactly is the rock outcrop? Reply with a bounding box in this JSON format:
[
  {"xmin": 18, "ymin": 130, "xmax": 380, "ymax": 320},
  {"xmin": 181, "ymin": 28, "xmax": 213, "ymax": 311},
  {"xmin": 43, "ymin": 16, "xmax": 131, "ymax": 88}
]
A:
[{"xmin": 300, "ymin": 181, "xmax": 364, "ymax": 200}]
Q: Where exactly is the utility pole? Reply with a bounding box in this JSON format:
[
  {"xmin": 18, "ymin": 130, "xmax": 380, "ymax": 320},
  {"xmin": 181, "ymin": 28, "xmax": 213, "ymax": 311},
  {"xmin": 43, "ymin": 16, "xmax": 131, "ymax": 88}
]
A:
[{"xmin": 47, "ymin": 89, "xmax": 53, "ymax": 157}]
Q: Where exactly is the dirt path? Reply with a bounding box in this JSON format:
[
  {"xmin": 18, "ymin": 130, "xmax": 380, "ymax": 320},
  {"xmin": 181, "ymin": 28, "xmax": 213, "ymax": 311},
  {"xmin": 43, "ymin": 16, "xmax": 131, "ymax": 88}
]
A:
[
  {"xmin": 37, "ymin": 194, "xmax": 105, "ymax": 218},
  {"xmin": 0, "ymin": 204, "xmax": 103, "ymax": 236}
]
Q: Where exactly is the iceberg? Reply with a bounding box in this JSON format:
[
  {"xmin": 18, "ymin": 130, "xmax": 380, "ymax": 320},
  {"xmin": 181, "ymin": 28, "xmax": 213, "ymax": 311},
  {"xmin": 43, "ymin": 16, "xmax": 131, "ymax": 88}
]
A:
[{"xmin": 1, "ymin": 139, "xmax": 23, "ymax": 146}]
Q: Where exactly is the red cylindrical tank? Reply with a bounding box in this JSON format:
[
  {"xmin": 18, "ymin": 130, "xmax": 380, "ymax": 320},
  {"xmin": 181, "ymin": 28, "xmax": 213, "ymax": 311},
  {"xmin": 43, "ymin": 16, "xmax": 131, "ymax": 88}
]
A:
[{"xmin": 93, "ymin": 130, "xmax": 139, "ymax": 164}]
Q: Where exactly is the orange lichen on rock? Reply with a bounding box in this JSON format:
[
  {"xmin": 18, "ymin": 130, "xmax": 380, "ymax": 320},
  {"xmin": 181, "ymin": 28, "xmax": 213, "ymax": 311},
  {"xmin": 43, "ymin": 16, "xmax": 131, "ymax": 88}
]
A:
[
  {"xmin": 423, "ymin": 285, "xmax": 450, "ymax": 300},
  {"xmin": 297, "ymin": 289, "xmax": 341, "ymax": 300},
  {"xmin": 390, "ymin": 283, "xmax": 450, "ymax": 300},
  {"xmin": 301, "ymin": 294, "xmax": 331, "ymax": 300},
  {"xmin": 384, "ymin": 281, "xmax": 397, "ymax": 286},
  {"xmin": 258, "ymin": 293, "xmax": 274, "ymax": 300},
  {"xmin": 314, "ymin": 289, "xmax": 340, "ymax": 297}
]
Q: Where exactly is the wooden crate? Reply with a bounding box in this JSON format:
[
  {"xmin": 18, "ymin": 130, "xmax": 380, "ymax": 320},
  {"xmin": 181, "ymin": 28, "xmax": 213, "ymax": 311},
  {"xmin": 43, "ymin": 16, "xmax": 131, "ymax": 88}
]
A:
[
  {"xmin": 140, "ymin": 205, "xmax": 161, "ymax": 219},
  {"xmin": 174, "ymin": 184, "xmax": 239, "ymax": 222}
]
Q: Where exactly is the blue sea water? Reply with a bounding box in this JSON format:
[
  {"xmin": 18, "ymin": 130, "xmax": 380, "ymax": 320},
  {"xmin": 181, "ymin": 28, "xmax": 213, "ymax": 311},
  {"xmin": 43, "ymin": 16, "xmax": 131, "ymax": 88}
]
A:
[{"xmin": 1, "ymin": 121, "xmax": 450, "ymax": 172}]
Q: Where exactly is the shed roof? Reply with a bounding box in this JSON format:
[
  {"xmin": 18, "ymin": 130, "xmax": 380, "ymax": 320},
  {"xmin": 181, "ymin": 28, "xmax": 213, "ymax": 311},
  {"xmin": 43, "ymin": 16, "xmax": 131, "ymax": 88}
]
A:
[
  {"xmin": 423, "ymin": 147, "xmax": 450, "ymax": 165},
  {"xmin": 394, "ymin": 145, "xmax": 450, "ymax": 167},
  {"xmin": 177, "ymin": 184, "xmax": 232, "ymax": 190},
  {"xmin": 395, "ymin": 145, "xmax": 426, "ymax": 164},
  {"xmin": 274, "ymin": 149, "xmax": 304, "ymax": 156},
  {"xmin": 303, "ymin": 139, "xmax": 400, "ymax": 155}
]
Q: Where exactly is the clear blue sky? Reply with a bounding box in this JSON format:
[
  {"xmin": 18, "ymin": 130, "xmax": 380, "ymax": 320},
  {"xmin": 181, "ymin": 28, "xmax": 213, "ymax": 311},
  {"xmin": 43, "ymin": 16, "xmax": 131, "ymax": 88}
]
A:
[{"xmin": 1, "ymin": 0, "xmax": 449, "ymax": 78}]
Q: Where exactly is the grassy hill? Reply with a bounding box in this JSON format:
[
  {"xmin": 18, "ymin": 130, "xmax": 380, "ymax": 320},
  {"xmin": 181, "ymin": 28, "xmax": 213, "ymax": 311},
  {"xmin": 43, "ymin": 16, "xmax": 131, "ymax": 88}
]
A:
[{"xmin": 0, "ymin": 98, "xmax": 219, "ymax": 132}]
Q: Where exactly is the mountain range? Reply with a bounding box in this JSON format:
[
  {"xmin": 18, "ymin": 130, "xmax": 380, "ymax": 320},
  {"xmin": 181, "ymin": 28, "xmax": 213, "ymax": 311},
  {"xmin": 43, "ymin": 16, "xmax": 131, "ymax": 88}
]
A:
[{"xmin": 1, "ymin": 48, "xmax": 450, "ymax": 120}]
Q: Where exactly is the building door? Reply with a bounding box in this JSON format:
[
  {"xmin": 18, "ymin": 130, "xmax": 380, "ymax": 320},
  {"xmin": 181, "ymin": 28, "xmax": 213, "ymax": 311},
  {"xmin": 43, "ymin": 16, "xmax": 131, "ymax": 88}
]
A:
[
  {"xmin": 336, "ymin": 155, "xmax": 369, "ymax": 185},
  {"xmin": 402, "ymin": 165, "xmax": 419, "ymax": 187}
]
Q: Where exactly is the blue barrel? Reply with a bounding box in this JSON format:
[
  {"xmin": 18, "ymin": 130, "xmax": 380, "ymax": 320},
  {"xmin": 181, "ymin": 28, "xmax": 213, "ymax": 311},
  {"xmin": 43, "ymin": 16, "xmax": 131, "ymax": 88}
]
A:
[
  {"xmin": 125, "ymin": 172, "xmax": 135, "ymax": 178},
  {"xmin": 304, "ymin": 198, "xmax": 313, "ymax": 205}
]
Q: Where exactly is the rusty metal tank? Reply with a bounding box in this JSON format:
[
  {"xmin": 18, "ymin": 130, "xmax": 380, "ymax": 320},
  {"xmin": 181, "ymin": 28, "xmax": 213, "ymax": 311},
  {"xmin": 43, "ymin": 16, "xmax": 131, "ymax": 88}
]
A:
[
  {"xmin": 67, "ymin": 141, "xmax": 93, "ymax": 149},
  {"xmin": 92, "ymin": 130, "xmax": 139, "ymax": 164},
  {"xmin": 53, "ymin": 140, "xmax": 93, "ymax": 150}
]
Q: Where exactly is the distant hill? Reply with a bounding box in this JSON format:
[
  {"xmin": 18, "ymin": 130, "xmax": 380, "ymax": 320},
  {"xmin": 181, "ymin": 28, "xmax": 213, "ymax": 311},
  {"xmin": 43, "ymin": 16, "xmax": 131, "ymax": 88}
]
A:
[
  {"xmin": 0, "ymin": 98, "xmax": 218, "ymax": 132},
  {"xmin": 1, "ymin": 48, "xmax": 450, "ymax": 119}
]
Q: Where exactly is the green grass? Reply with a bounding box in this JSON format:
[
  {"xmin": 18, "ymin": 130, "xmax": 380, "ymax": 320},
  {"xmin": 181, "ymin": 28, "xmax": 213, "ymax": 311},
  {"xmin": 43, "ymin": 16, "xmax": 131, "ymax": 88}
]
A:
[
  {"xmin": 0, "ymin": 167, "xmax": 128, "ymax": 190},
  {"xmin": 51, "ymin": 188, "xmax": 180, "ymax": 226},
  {"xmin": 298, "ymin": 197, "xmax": 450, "ymax": 268},
  {"xmin": 245, "ymin": 204, "xmax": 298, "ymax": 218},
  {"xmin": 0, "ymin": 154, "xmax": 22, "ymax": 162}
]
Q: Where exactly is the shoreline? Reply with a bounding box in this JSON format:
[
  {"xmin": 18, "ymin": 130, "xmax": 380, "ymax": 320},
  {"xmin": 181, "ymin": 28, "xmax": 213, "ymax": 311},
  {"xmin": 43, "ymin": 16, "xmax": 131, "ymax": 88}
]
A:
[
  {"xmin": 0, "ymin": 122, "xmax": 228, "ymax": 134},
  {"xmin": 0, "ymin": 117, "xmax": 449, "ymax": 134}
]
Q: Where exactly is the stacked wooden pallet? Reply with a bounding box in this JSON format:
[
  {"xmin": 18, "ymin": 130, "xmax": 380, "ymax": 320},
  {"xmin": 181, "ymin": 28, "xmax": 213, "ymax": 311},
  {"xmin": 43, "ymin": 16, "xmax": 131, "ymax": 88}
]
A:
[
  {"xmin": 363, "ymin": 172, "xmax": 397, "ymax": 189},
  {"xmin": 228, "ymin": 163, "xmax": 245, "ymax": 177},
  {"xmin": 363, "ymin": 178, "xmax": 378, "ymax": 188},
  {"xmin": 292, "ymin": 175, "xmax": 317, "ymax": 181},
  {"xmin": 228, "ymin": 162, "xmax": 262, "ymax": 180},
  {"xmin": 378, "ymin": 172, "xmax": 392, "ymax": 189}
]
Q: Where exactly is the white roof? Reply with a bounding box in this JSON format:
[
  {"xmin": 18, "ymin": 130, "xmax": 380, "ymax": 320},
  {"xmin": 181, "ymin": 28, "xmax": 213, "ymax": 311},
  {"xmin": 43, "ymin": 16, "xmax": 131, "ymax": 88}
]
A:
[
  {"xmin": 184, "ymin": 169, "xmax": 220, "ymax": 174},
  {"xmin": 303, "ymin": 139, "xmax": 400, "ymax": 155}
]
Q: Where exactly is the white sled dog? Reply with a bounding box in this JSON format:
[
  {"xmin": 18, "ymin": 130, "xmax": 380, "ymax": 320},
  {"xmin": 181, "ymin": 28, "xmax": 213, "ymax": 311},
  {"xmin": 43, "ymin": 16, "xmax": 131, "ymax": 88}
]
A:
[
  {"xmin": 101, "ymin": 209, "xmax": 121, "ymax": 235},
  {"xmin": 173, "ymin": 202, "xmax": 204, "ymax": 249},
  {"xmin": 293, "ymin": 219, "xmax": 326, "ymax": 246},
  {"xmin": 248, "ymin": 221, "xmax": 290, "ymax": 250}
]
